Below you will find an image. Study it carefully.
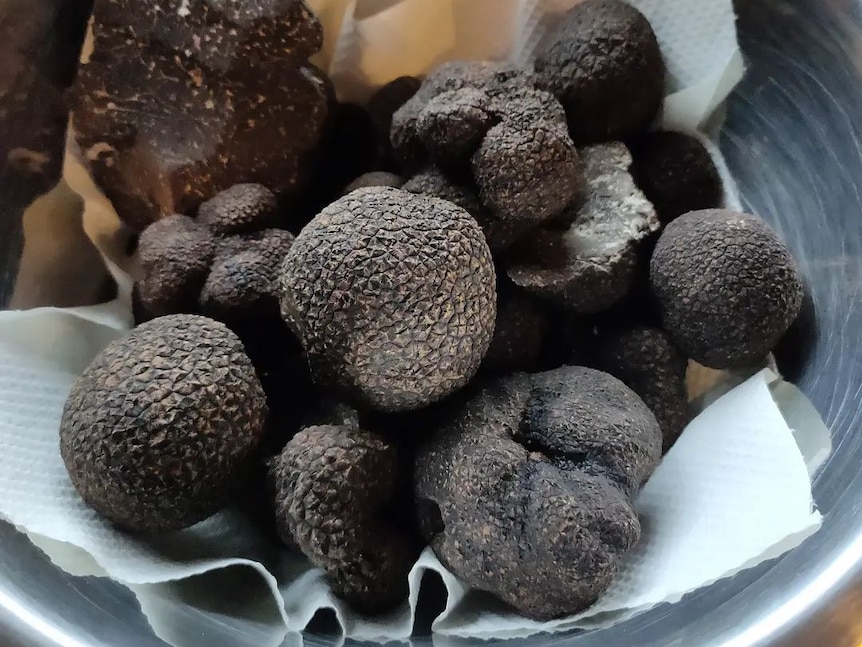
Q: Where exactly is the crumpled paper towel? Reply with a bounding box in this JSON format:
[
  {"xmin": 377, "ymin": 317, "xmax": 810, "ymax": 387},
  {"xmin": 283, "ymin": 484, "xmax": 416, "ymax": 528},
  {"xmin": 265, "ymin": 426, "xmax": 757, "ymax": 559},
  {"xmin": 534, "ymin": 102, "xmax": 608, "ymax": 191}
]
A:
[
  {"xmin": 310, "ymin": 0, "xmax": 744, "ymax": 131},
  {"xmin": 0, "ymin": 296, "xmax": 829, "ymax": 646}
]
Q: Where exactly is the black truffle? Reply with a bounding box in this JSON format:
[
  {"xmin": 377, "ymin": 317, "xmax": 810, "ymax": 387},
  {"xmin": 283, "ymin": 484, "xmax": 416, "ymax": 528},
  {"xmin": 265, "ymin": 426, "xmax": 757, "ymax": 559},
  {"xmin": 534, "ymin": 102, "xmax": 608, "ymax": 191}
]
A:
[
  {"xmin": 391, "ymin": 62, "xmax": 583, "ymax": 229},
  {"xmin": 414, "ymin": 366, "xmax": 661, "ymax": 619},
  {"xmin": 271, "ymin": 424, "xmax": 416, "ymax": 612},
  {"xmin": 367, "ymin": 76, "xmax": 422, "ymax": 157},
  {"xmin": 71, "ymin": 0, "xmax": 332, "ymax": 231},
  {"xmin": 59, "ymin": 315, "xmax": 268, "ymax": 532},
  {"xmin": 593, "ymin": 325, "xmax": 689, "ymax": 452},
  {"xmin": 507, "ymin": 142, "xmax": 659, "ymax": 313},
  {"xmin": 136, "ymin": 215, "xmax": 215, "ymax": 317},
  {"xmin": 535, "ymin": 0, "xmax": 665, "ymax": 143},
  {"xmin": 650, "ymin": 209, "xmax": 805, "ymax": 369},
  {"xmin": 197, "ymin": 183, "xmax": 280, "ymax": 236},
  {"xmin": 629, "ymin": 130, "xmax": 724, "ymax": 224},
  {"xmin": 280, "ymin": 187, "xmax": 496, "ymax": 412},
  {"xmin": 344, "ymin": 171, "xmax": 404, "ymax": 194},
  {"xmin": 199, "ymin": 229, "xmax": 295, "ymax": 322}
]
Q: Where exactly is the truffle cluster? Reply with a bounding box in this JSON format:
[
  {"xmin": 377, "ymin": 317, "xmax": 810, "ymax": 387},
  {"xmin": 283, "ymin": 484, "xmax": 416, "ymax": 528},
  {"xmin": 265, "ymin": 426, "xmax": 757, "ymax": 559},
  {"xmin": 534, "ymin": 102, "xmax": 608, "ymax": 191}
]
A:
[
  {"xmin": 59, "ymin": 0, "xmax": 810, "ymax": 627},
  {"xmin": 134, "ymin": 183, "xmax": 294, "ymax": 324}
]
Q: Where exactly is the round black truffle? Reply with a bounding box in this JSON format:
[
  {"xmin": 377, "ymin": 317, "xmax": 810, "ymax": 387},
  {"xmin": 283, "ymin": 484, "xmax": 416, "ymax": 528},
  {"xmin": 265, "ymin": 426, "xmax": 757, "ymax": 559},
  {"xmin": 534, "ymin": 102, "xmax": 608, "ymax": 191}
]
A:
[
  {"xmin": 60, "ymin": 315, "xmax": 268, "ymax": 532},
  {"xmin": 629, "ymin": 130, "xmax": 724, "ymax": 224},
  {"xmin": 414, "ymin": 366, "xmax": 661, "ymax": 619},
  {"xmin": 136, "ymin": 214, "xmax": 215, "ymax": 318},
  {"xmin": 593, "ymin": 325, "xmax": 689, "ymax": 452},
  {"xmin": 535, "ymin": 0, "xmax": 665, "ymax": 143},
  {"xmin": 650, "ymin": 209, "xmax": 804, "ymax": 369},
  {"xmin": 280, "ymin": 187, "xmax": 497, "ymax": 412},
  {"xmin": 197, "ymin": 183, "xmax": 280, "ymax": 236},
  {"xmin": 271, "ymin": 424, "xmax": 416, "ymax": 612}
]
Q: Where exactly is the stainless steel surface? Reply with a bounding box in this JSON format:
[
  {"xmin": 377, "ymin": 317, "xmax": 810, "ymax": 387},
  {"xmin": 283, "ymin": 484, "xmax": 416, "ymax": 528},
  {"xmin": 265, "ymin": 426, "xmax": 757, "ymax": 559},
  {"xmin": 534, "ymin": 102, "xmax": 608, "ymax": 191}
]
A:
[{"xmin": 2, "ymin": 0, "xmax": 862, "ymax": 645}]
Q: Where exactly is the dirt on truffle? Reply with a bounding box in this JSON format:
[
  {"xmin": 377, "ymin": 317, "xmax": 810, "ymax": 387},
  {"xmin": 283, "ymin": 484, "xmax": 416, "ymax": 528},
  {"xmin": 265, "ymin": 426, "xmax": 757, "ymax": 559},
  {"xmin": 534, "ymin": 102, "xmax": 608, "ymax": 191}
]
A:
[
  {"xmin": 60, "ymin": 315, "xmax": 268, "ymax": 533},
  {"xmin": 414, "ymin": 366, "xmax": 661, "ymax": 620}
]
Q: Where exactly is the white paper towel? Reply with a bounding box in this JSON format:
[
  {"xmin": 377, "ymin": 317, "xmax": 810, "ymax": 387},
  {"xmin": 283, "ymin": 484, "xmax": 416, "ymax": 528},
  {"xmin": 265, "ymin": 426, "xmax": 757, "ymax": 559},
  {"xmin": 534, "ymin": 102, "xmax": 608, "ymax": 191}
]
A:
[{"xmin": 0, "ymin": 298, "xmax": 828, "ymax": 645}]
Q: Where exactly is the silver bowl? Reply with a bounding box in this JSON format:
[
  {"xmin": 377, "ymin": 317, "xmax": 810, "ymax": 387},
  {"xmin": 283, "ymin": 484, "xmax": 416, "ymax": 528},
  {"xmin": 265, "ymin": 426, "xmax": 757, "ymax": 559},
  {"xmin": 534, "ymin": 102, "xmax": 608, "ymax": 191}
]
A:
[{"xmin": 2, "ymin": 0, "xmax": 862, "ymax": 645}]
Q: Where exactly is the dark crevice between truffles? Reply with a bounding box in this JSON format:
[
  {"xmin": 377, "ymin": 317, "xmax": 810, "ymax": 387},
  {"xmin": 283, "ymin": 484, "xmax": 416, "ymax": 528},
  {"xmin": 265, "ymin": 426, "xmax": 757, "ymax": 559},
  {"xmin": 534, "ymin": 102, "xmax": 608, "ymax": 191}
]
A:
[
  {"xmin": 367, "ymin": 76, "xmax": 422, "ymax": 166},
  {"xmin": 535, "ymin": 0, "xmax": 665, "ymax": 144},
  {"xmin": 414, "ymin": 366, "xmax": 661, "ymax": 620},
  {"xmin": 628, "ymin": 130, "xmax": 725, "ymax": 225},
  {"xmin": 507, "ymin": 142, "xmax": 659, "ymax": 313},
  {"xmin": 271, "ymin": 424, "xmax": 421, "ymax": 614},
  {"xmin": 650, "ymin": 209, "xmax": 804, "ymax": 369}
]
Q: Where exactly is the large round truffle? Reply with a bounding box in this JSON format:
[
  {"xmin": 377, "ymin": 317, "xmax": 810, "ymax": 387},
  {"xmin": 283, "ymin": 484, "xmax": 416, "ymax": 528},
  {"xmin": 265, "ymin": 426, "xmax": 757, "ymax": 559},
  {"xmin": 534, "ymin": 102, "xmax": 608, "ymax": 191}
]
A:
[
  {"xmin": 535, "ymin": 0, "xmax": 665, "ymax": 143},
  {"xmin": 136, "ymin": 215, "xmax": 215, "ymax": 318},
  {"xmin": 271, "ymin": 424, "xmax": 416, "ymax": 612},
  {"xmin": 59, "ymin": 315, "xmax": 268, "ymax": 532},
  {"xmin": 415, "ymin": 366, "xmax": 661, "ymax": 619},
  {"xmin": 280, "ymin": 187, "xmax": 496, "ymax": 412},
  {"xmin": 629, "ymin": 131, "xmax": 724, "ymax": 224},
  {"xmin": 650, "ymin": 210, "xmax": 804, "ymax": 369}
]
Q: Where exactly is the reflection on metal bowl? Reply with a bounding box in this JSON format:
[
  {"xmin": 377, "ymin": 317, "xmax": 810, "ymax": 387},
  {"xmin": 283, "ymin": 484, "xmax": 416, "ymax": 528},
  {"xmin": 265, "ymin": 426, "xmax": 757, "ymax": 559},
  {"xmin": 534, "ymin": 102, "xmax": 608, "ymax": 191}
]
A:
[{"xmin": 2, "ymin": 0, "xmax": 862, "ymax": 645}]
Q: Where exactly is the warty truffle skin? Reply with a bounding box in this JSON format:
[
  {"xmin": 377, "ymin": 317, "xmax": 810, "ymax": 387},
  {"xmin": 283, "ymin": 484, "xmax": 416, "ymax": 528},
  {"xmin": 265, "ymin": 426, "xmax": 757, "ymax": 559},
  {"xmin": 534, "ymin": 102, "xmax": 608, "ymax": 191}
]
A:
[
  {"xmin": 628, "ymin": 130, "xmax": 724, "ymax": 224},
  {"xmin": 197, "ymin": 183, "xmax": 280, "ymax": 236},
  {"xmin": 271, "ymin": 424, "xmax": 416, "ymax": 612},
  {"xmin": 414, "ymin": 366, "xmax": 661, "ymax": 619},
  {"xmin": 59, "ymin": 315, "xmax": 268, "ymax": 533},
  {"xmin": 535, "ymin": 0, "xmax": 665, "ymax": 144},
  {"xmin": 136, "ymin": 214, "xmax": 216, "ymax": 318},
  {"xmin": 280, "ymin": 187, "xmax": 497, "ymax": 412},
  {"xmin": 199, "ymin": 228, "xmax": 295, "ymax": 322},
  {"xmin": 650, "ymin": 209, "xmax": 805, "ymax": 369},
  {"xmin": 593, "ymin": 325, "xmax": 689, "ymax": 452}
]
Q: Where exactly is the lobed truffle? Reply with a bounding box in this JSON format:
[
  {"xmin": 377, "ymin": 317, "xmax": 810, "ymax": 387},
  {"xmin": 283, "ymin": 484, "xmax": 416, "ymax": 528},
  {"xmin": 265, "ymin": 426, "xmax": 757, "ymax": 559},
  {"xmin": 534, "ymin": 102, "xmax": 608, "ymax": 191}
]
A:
[
  {"xmin": 535, "ymin": 0, "xmax": 665, "ymax": 143},
  {"xmin": 414, "ymin": 366, "xmax": 661, "ymax": 619},
  {"xmin": 200, "ymin": 229, "xmax": 295, "ymax": 322},
  {"xmin": 593, "ymin": 325, "xmax": 689, "ymax": 452},
  {"xmin": 59, "ymin": 315, "xmax": 268, "ymax": 532},
  {"xmin": 507, "ymin": 142, "xmax": 659, "ymax": 313},
  {"xmin": 650, "ymin": 209, "xmax": 804, "ymax": 369},
  {"xmin": 280, "ymin": 187, "xmax": 496, "ymax": 412},
  {"xmin": 629, "ymin": 131, "xmax": 724, "ymax": 224},
  {"xmin": 271, "ymin": 424, "xmax": 416, "ymax": 612}
]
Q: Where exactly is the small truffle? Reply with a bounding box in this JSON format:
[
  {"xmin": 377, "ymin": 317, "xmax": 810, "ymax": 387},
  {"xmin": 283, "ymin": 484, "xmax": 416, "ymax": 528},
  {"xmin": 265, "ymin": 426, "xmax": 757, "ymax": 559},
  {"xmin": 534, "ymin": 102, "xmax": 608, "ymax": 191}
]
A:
[
  {"xmin": 200, "ymin": 229, "xmax": 295, "ymax": 322},
  {"xmin": 535, "ymin": 0, "xmax": 665, "ymax": 143},
  {"xmin": 415, "ymin": 366, "xmax": 661, "ymax": 619},
  {"xmin": 59, "ymin": 315, "xmax": 268, "ymax": 532},
  {"xmin": 507, "ymin": 142, "xmax": 659, "ymax": 313},
  {"xmin": 367, "ymin": 76, "xmax": 422, "ymax": 156},
  {"xmin": 136, "ymin": 215, "xmax": 215, "ymax": 317},
  {"xmin": 344, "ymin": 171, "xmax": 404, "ymax": 194},
  {"xmin": 271, "ymin": 424, "xmax": 416, "ymax": 612},
  {"xmin": 629, "ymin": 131, "xmax": 724, "ymax": 224},
  {"xmin": 197, "ymin": 183, "xmax": 280, "ymax": 236},
  {"xmin": 280, "ymin": 187, "xmax": 496, "ymax": 412},
  {"xmin": 650, "ymin": 210, "xmax": 805, "ymax": 369},
  {"xmin": 593, "ymin": 325, "xmax": 689, "ymax": 451}
]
